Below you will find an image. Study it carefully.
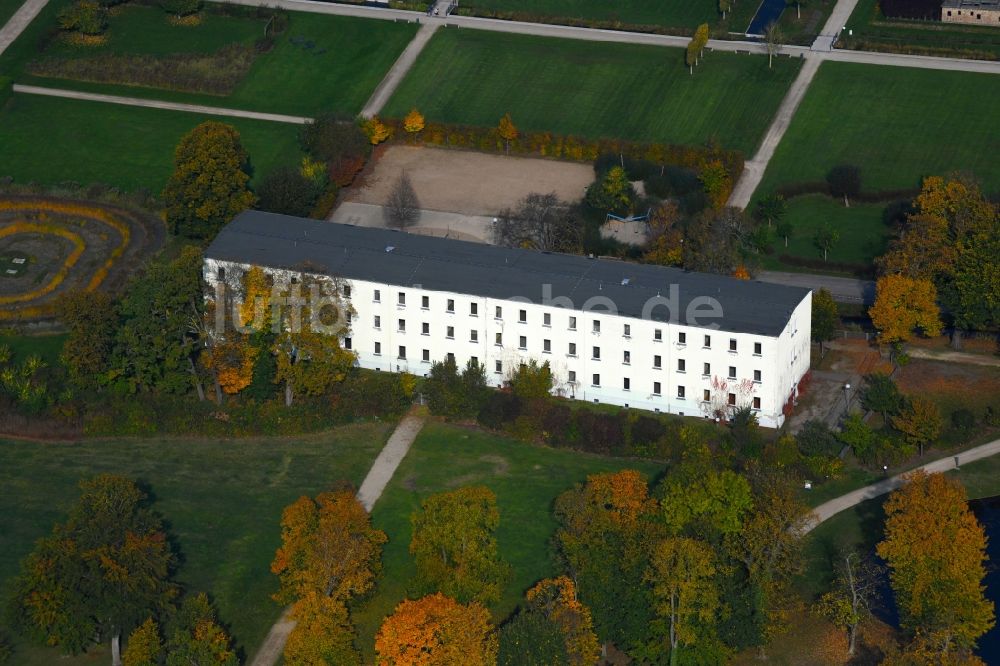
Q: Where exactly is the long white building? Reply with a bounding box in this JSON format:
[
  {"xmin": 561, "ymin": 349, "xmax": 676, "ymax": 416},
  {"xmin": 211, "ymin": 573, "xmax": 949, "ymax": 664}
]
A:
[{"xmin": 204, "ymin": 211, "xmax": 812, "ymax": 428}]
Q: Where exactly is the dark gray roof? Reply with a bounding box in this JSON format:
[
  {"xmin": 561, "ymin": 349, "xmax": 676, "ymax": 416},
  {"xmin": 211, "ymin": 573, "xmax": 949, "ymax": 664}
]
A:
[{"xmin": 205, "ymin": 211, "xmax": 810, "ymax": 337}]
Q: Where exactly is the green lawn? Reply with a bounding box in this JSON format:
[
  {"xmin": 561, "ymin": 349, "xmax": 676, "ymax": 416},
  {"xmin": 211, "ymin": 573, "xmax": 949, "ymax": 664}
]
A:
[
  {"xmin": 0, "ymin": 0, "xmax": 25, "ymax": 30},
  {"xmin": 5, "ymin": 4, "xmax": 417, "ymax": 116},
  {"xmin": 760, "ymin": 195, "xmax": 892, "ymax": 271},
  {"xmin": 0, "ymin": 332, "xmax": 66, "ymax": 365},
  {"xmin": 0, "ymin": 423, "xmax": 392, "ymax": 665},
  {"xmin": 351, "ymin": 422, "xmax": 664, "ymax": 659},
  {"xmin": 841, "ymin": 0, "xmax": 1000, "ymax": 60},
  {"xmin": 756, "ymin": 62, "xmax": 1000, "ymax": 199},
  {"xmin": 384, "ymin": 29, "xmax": 802, "ymax": 154},
  {"xmin": 0, "ymin": 94, "xmax": 303, "ymax": 191},
  {"xmin": 458, "ymin": 0, "xmax": 717, "ymax": 31}
]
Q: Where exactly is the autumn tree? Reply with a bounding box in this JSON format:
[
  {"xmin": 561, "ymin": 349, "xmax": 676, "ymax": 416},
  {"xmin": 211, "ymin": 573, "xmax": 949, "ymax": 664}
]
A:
[
  {"xmin": 498, "ymin": 611, "xmax": 567, "ymax": 665},
  {"xmin": 522, "ymin": 577, "xmax": 601, "ymax": 666},
  {"xmin": 827, "ymin": 165, "xmax": 861, "ymax": 207},
  {"xmin": 682, "ymin": 207, "xmax": 744, "ymax": 275},
  {"xmin": 554, "ymin": 470, "xmax": 660, "ymax": 652},
  {"xmin": 284, "ymin": 593, "xmax": 359, "ymax": 666},
  {"xmin": 647, "ymin": 537, "xmax": 719, "ymax": 663},
  {"xmin": 58, "ymin": 0, "xmax": 106, "ymax": 35},
  {"xmin": 497, "ymin": 113, "xmax": 518, "ymax": 154},
  {"xmin": 642, "ymin": 200, "xmax": 684, "ymax": 266},
  {"xmin": 403, "ymin": 108, "xmax": 425, "ymax": 136},
  {"xmin": 11, "ymin": 474, "xmax": 177, "ymax": 666},
  {"xmin": 384, "ymin": 172, "xmax": 421, "ymax": 229},
  {"xmin": 272, "ymin": 489, "xmax": 386, "ymax": 605},
  {"xmin": 362, "ymin": 116, "xmax": 392, "ymax": 145},
  {"xmin": 585, "ymin": 165, "xmax": 634, "ymax": 213},
  {"xmin": 815, "ymin": 551, "xmax": 883, "ymax": 657},
  {"xmin": 659, "ymin": 467, "xmax": 752, "ymax": 538},
  {"xmin": 811, "ymin": 288, "xmax": 839, "ymax": 354},
  {"xmin": 891, "ymin": 395, "xmax": 943, "ymax": 456},
  {"xmin": 877, "ymin": 471, "xmax": 994, "ymax": 656},
  {"xmin": 869, "ymin": 274, "xmax": 942, "ymax": 343},
  {"xmin": 410, "ymin": 486, "xmax": 510, "ymax": 604},
  {"xmin": 162, "ymin": 122, "xmax": 255, "ymax": 238},
  {"xmin": 57, "ymin": 289, "xmax": 117, "ymax": 387},
  {"xmin": 699, "ymin": 159, "xmax": 732, "ymax": 209},
  {"xmin": 123, "ymin": 619, "xmax": 163, "ymax": 666},
  {"xmin": 374, "ymin": 593, "xmax": 497, "ymax": 666}
]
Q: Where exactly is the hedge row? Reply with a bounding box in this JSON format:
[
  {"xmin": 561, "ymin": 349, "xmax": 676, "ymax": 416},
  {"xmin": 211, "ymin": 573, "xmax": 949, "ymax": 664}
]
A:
[
  {"xmin": 773, "ymin": 180, "xmax": 919, "ymax": 203},
  {"xmin": 382, "ymin": 118, "xmax": 744, "ymax": 183},
  {"xmin": 777, "ymin": 254, "xmax": 874, "ymax": 278}
]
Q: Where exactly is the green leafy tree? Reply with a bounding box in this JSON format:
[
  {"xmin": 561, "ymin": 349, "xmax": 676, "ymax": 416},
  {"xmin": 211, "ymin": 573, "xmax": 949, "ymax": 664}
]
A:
[
  {"xmin": 860, "ymin": 373, "xmax": 903, "ymax": 424},
  {"xmin": 646, "ymin": 537, "xmax": 719, "ymax": 663},
  {"xmin": 775, "ymin": 218, "xmax": 793, "ymax": 248},
  {"xmin": 162, "ymin": 122, "xmax": 255, "ymax": 238},
  {"xmin": 498, "ymin": 610, "xmax": 568, "ymax": 666},
  {"xmin": 796, "ymin": 419, "xmax": 840, "ymax": 458},
  {"xmin": 660, "ymin": 468, "xmax": 752, "ymax": 538},
  {"xmin": 877, "ymin": 471, "xmax": 994, "ymax": 656},
  {"xmin": 837, "ymin": 413, "xmax": 877, "ymax": 462},
  {"xmin": 57, "ymin": 290, "xmax": 117, "ymax": 386},
  {"xmin": 164, "ymin": 594, "xmax": 237, "ymax": 666},
  {"xmin": 410, "ymin": 486, "xmax": 511, "ymax": 604},
  {"xmin": 754, "ymin": 194, "xmax": 786, "ymax": 229},
  {"xmin": 891, "ymin": 395, "xmax": 943, "ymax": 456},
  {"xmin": 811, "ymin": 288, "xmax": 839, "ymax": 354},
  {"xmin": 827, "ymin": 165, "xmax": 862, "ymax": 207},
  {"xmin": 506, "ymin": 359, "xmax": 553, "ymax": 402},
  {"xmin": 57, "ymin": 0, "xmax": 107, "ymax": 35},
  {"xmin": 123, "ymin": 619, "xmax": 162, "ymax": 666},
  {"xmin": 814, "ymin": 222, "xmax": 840, "ymax": 261},
  {"xmin": 255, "ymin": 166, "xmax": 319, "ymax": 218},
  {"xmin": 585, "ymin": 166, "xmax": 634, "ymax": 213},
  {"xmin": 11, "ymin": 474, "xmax": 177, "ymax": 666}
]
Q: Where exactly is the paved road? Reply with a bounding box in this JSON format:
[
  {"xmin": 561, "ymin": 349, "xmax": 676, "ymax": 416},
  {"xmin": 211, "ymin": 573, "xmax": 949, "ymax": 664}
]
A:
[
  {"xmin": 811, "ymin": 0, "xmax": 861, "ymax": 51},
  {"xmin": 361, "ymin": 21, "xmax": 439, "ymax": 118},
  {"xmin": 247, "ymin": 410, "xmax": 426, "ymax": 666},
  {"xmin": 12, "ymin": 84, "xmax": 313, "ymax": 123},
  {"xmin": 804, "ymin": 437, "xmax": 1000, "ymax": 532},
  {"xmin": 0, "ymin": 0, "xmax": 47, "ymax": 56},
  {"xmin": 757, "ymin": 270, "xmax": 875, "ymax": 304}
]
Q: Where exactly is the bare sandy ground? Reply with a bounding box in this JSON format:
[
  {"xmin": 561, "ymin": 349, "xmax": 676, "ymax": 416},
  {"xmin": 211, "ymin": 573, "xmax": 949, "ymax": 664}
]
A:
[{"xmin": 345, "ymin": 145, "xmax": 594, "ymax": 216}]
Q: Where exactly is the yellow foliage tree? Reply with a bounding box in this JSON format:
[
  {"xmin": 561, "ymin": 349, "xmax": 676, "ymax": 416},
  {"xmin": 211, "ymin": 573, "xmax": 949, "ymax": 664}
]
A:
[
  {"xmin": 375, "ymin": 593, "xmax": 497, "ymax": 666},
  {"xmin": 647, "ymin": 537, "xmax": 719, "ymax": 659},
  {"xmin": 363, "ymin": 116, "xmax": 392, "ymax": 145},
  {"xmin": 403, "ymin": 108, "xmax": 425, "ymax": 135},
  {"xmin": 497, "ymin": 113, "xmax": 518, "ymax": 154},
  {"xmin": 524, "ymin": 577, "xmax": 600, "ymax": 666},
  {"xmin": 239, "ymin": 265, "xmax": 272, "ymax": 330},
  {"xmin": 732, "ymin": 264, "xmax": 751, "ymax": 280},
  {"xmin": 877, "ymin": 471, "xmax": 994, "ymax": 656},
  {"xmin": 206, "ymin": 338, "xmax": 257, "ymax": 394},
  {"xmin": 891, "ymin": 396, "xmax": 943, "ymax": 457},
  {"xmin": 284, "ymin": 593, "xmax": 360, "ymax": 666},
  {"xmin": 869, "ymin": 274, "xmax": 942, "ymax": 343}
]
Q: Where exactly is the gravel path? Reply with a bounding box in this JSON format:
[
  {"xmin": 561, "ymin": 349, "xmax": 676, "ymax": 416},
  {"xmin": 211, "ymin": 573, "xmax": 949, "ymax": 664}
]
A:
[
  {"xmin": 361, "ymin": 22, "xmax": 438, "ymax": 118},
  {"xmin": 0, "ymin": 0, "xmax": 47, "ymax": 56}
]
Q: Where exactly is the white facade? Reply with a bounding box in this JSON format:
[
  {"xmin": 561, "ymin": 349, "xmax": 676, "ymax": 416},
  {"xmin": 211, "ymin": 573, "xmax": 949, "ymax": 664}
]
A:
[{"xmin": 204, "ymin": 258, "xmax": 811, "ymax": 428}]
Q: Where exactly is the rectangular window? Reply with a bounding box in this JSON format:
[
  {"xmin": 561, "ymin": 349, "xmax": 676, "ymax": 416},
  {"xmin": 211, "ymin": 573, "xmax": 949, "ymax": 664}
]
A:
[
  {"xmin": 495, "ymin": 360, "xmax": 502, "ymax": 374},
  {"xmin": 624, "ymin": 323, "xmax": 631, "ymax": 337},
  {"xmin": 754, "ymin": 342, "xmax": 762, "ymax": 356},
  {"xmin": 568, "ymin": 342, "xmax": 577, "ymax": 356},
  {"xmin": 374, "ymin": 289, "xmax": 380, "ymax": 302},
  {"xmin": 374, "ymin": 341, "xmax": 381, "ymax": 355},
  {"xmin": 704, "ymin": 335, "xmax": 711, "ymax": 349},
  {"xmin": 398, "ymin": 346, "xmax": 406, "ymax": 360},
  {"xmin": 569, "ymin": 316, "xmax": 577, "ymax": 330},
  {"xmin": 653, "ymin": 381, "xmax": 661, "ymax": 395},
  {"xmin": 728, "ymin": 393, "xmax": 736, "ymax": 406},
  {"xmin": 374, "ymin": 315, "xmax": 381, "ymax": 329},
  {"xmin": 422, "ymin": 349, "xmax": 430, "ymax": 362},
  {"xmin": 495, "ymin": 306, "xmax": 502, "ymax": 319},
  {"xmin": 398, "ymin": 319, "xmax": 406, "ymax": 332},
  {"xmin": 592, "ymin": 320, "xmax": 600, "ymax": 333},
  {"xmin": 398, "ymin": 292, "xmax": 406, "ymax": 306},
  {"xmin": 623, "ymin": 350, "xmax": 631, "ymax": 365},
  {"xmin": 446, "ymin": 326, "xmax": 454, "ymax": 339},
  {"xmin": 752, "ymin": 397, "xmax": 761, "ymax": 410},
  {"xmin": 677, "ymin": 385, "xmax": 685, "ymax": 399},
  {"xmin": 568, "ymin": 370, "xmax": 577, "ymax": 383},
  {"xmin": 729, "ymin": 339, "xmax": 737, "ymax": 352},
  {"xmin": 655, "ymin": 329, "xmax": 663, "ymax": 342},
  {"xmin": 703, "ymin": 389, "xmax": 711, "ymax": 402},
  {"xmin": 592, "ymin": 374, "xmax": 600, "ymax": 387},
  {"xmin": 728, "ymin": 366, "xmax": 736, "ymax": 379},
  {"xmin": 676, "ymin": 358, "xmax": 685, "ymax": 372},
  {"xmin": 703, "ymin": 362, "xmax": 710, "ymax": 376},
  {"xmin": 422, "ymin": 322, "xmax": 429, "ymax": 335},
  {"xmin": 217, "ymin": 267, "xmax": 225, "ymax": 281},
  {"xmin": 446, "ymin": 352, "xmax": 455, "ymax": 363},
  {"xmin": 495, "ymin": 332, "xmax": 502, "ymax": 346},
  {"xmin": 519, "ymin": 336, "xmax": 527, "ymax": 350},
  {"xmin": 543, "ymin": 313, "xmax": 551, "ymax": 327},
  {"xmin": 343, "ymin": 285, "xmax": 351, "ymax": 298},
  {"xmin": 519, "ymin": 309, "xmax": 527, "ymax": 323},
  {"xmin": 652, "ymin": 355, "xmax": 661, "ymax": 369},
  {"xmin": 470, "ymin": 330, "xmax": 478, "ymax": 343},
  {"xmin": 471, "ymin": 356, "xmax": 478, "ymax": 366},
  {"xmin": 677, "ymin": 331, "xmax": 685, "ymax": 344},
  {"xmin": 592, "ymin": 346, "xmax": 601, "ymax": 360},
  {"xmin": 344, "ymin": 337, "xmax": 352, "ymax": 350},
  {"xmin": 624, "ymin": 377, "xmax": 631, "ymax": 391},
  {"xmin": 543, "ymin": 339, "xmax": 551, "ymax": 353},
  {"xmin": 753, "ymin": 370, "xmax": 762, "ymax": 382},
  {"xmin": 422, "ymin": 295, "xmax": 429, "ymax": 309},
  {"xmin": 447, "ymin": 299, "xmax": 455, "ymax": 313},
  {"xmin": 470, "ymin": 303, "xmax": 478, "ymax": 316}
]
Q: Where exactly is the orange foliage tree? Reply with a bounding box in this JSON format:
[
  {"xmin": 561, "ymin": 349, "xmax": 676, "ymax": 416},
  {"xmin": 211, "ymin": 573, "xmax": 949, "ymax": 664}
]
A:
[
  {"xmin": 869, "ymin": 275, "xmax": 942, "ymax": 344},
  {"xmin": 363, "ymin": 116, "xmax": 392, "ymax": 145},
  {"xmin": 524, "ymin": 577, "xmax": 601, "ymax": 665},
  {"xmin": 642, "ymin": 200, "xmax": 684, "ymax": 267},
  {"xmin": 374, "ymin": 592, "xmax": 497, "ymax": 666},
  {"xmin": 497, "ymin": 113, "xmax": 518, "ymax": 155},
  {"xmin": 403, "ymin": 108, "xmax": 425, "ymax": 136},
  {"xmin": 877, "ymin": 471, "xmax": 994, "ymax": 657}
]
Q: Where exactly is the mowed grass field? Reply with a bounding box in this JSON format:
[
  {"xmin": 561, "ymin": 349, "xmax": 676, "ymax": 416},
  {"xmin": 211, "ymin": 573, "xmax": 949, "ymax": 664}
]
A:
[
  {"xmin": 351, "ymin": 422, "xmax": 664, "ymax": 659},
  {"xmin": 0, "ymin": 94, "xmax": 302, "ymax": 191},
  {"xmin": 756, "ymin": 62, "xmax": 1000, "ymax": 196},
  {"xmin": 461, "ymin": 0, "xmax": 717, "ymax": 30},
  {"xmin": 0, "ymin": 423, "xmax": 392, "ymax": 665},
  {"xmin": 384, "ymin": 29, "xmax": 802, "ymax": 154}
]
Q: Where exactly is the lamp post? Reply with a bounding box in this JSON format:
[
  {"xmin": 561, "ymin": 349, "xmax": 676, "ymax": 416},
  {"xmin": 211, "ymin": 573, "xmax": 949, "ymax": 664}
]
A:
[{"xmin": 843, "ymin": 382, "xmax": 851, "ymax": 417}]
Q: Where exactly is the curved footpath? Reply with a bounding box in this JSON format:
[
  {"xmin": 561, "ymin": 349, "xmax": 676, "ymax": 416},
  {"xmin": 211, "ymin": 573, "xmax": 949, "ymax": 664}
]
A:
[{"xmin": 805, "ymin": 436, "xmax": 1000, "ymax": 533}]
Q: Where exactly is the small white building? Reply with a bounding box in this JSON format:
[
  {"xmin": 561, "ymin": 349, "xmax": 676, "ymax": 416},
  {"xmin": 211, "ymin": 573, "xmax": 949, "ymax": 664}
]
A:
[{"xmin": 204, "ymin": 211, "xmax": 812, "ymax": 428}]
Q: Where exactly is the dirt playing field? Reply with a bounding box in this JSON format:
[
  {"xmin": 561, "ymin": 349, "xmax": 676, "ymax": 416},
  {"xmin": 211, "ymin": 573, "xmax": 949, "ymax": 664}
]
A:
[{"xmin": 344, "ymin": 145, "xmax": 594, "ymax": 216}]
